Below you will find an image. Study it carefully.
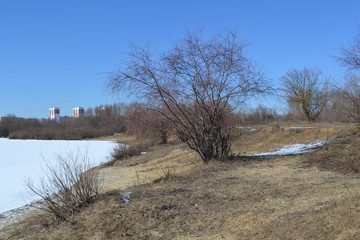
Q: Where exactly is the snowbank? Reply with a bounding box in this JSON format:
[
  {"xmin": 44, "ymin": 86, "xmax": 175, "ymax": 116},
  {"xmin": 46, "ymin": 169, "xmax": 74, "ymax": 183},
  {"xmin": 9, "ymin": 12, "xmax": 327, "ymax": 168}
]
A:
[
  {"xmin": 283, "ymin": 127, "xmax": 316, "ymax": 131},
  {"xmin": 237, "ymin": 126, "xmax": 258, "ymax": 132},
  {"xmin": 253, "ymin": 140, "xmax": 327, "ymax": 156}
]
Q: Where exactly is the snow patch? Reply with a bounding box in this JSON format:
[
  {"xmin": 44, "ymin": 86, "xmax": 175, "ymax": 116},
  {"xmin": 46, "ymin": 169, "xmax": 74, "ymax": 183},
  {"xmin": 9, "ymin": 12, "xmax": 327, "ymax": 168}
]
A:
[
  {"xmin": 283, "ymin": 127, "xmax": 316, "ymax": 131},
  {"xmin": 314, "ymin": 205, "xmax": 327, "ymax": 211},
  {"xmin": 121, "ymin": 192, "xmax": 132, "ymax": 204},
  {"xmin": 0, "ymin": 203, "xmax": 36, "ymax": 230},
  {"xmin": 237, "ymin": 126, "xmax": 258, "ymax": 132},
  {"xmin": 253, "ymin": 140, "xmax": 327, "ymax": 156}
]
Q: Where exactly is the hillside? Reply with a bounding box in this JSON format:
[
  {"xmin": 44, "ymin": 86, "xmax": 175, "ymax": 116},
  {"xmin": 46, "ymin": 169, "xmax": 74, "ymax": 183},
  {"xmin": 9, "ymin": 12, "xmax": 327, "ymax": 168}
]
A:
[{"xmin": 2, "ymin": 123, "xmax": 360, "ymax": 239}]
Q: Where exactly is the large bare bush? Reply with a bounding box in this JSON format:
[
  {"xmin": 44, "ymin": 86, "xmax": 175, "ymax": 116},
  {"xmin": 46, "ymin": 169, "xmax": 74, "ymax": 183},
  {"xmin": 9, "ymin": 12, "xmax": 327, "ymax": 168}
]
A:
[
  {"xmin": 26, "ymin": 151, "xmax": 102, "ymax": 221},
  {"xmin": 281, "ymin": 68, "xmax": 329, "ymax": 121},
  {"xmin": 107, "ymin": 30, "xmax": 268, "ymax": 162},
  {"xmin": 125, "ymin": 103, "xmax": 173, "ymax": 144}
]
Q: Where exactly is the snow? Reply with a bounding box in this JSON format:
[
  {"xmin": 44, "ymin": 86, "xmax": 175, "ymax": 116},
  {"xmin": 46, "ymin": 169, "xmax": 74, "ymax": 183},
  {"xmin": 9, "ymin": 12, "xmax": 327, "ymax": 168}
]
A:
[
  {"xmin": 120, "ymin": 192, "xmax": 132, "ymax": 204},
  {"xmin": 237, "ymin": 126, "xmax": 258, "ymax": 132},
  {"xmin": 283, "ymin": 127, "xmax": 316, "ymax": 130},
  {"xmin": 0, "ymin": 204, "xmax": 35, "ymax": 230},
  {"xmin": 253, "ymin": 140, "xmax": 327, "ymax": 156},
  {"xmin": 0, "ymin": 138, "xmax": 117, "ymax": 214},
  {"xmin": 314, "ymin": 205, "xmax": 327, "ymax": 211}
]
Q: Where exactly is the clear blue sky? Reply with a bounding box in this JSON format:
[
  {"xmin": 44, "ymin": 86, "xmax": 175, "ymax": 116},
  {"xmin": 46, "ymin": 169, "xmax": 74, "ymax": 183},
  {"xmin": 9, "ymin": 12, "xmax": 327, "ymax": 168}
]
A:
[{"xmin": 0, "ymin": 0, "xmax": 359, "ymax": 118}]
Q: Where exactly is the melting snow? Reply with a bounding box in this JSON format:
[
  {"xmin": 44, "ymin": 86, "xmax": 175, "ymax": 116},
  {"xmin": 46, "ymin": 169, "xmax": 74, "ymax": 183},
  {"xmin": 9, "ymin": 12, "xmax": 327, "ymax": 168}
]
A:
[
  {"xmin": 237, "ymin": 126, "xmax": 258, "ymax": 132},
  {"xmin": 121, "ymin": 192, "xmax": 132, "ymax": 204},
  {"xmin": 253, "ymin": 140, "xmax": 327, "ymax": 156},
  {"xmin": 314, "ymin": 205, "xmax": 327, "ymax": 211},
  {"xmin": 283, "ymin": 127, "xmax": 316, "ymax": 131},
  {"xmin": 0, "ymin": 203, "xmax": 36, "ymax": 230}
]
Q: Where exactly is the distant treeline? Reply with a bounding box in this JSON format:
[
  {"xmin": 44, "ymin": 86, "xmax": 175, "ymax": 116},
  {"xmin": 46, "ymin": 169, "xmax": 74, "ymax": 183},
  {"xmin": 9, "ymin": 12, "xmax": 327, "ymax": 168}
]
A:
[
  {"xmin": 0, "ymin": 99, "xmax": 356, "ymax": 141},
  {"xmin": 0, "ymin": 104, "xmax": 125, "ymax": 140}
]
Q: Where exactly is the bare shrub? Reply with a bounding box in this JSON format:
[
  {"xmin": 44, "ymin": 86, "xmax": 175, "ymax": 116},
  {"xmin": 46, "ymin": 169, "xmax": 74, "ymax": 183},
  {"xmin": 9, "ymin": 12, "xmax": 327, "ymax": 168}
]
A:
[
  {"xmin": 109, "ymin": 143, "xmax": 150, "ymax": 163},
  {"xmin": 26, "ymin": 151, "xmax": 102, "ymax": 221},
  {"xmin": 124, "ymin": 103, "xmax": 173, "ymax": 144},
  {"xmin": 107, "ymin": 30, "xmax": 269, "ymax": 162},
  {"xmin": 153, "ymin": 165, "xmax": 173, "ymax": 183}
]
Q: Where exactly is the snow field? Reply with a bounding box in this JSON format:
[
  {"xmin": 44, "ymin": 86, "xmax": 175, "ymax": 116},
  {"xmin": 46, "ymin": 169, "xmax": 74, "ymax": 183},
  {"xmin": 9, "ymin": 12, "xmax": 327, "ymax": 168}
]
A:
[{"xmin": 0, "ymin": 138, "xmax": 117, "ymax": 214}]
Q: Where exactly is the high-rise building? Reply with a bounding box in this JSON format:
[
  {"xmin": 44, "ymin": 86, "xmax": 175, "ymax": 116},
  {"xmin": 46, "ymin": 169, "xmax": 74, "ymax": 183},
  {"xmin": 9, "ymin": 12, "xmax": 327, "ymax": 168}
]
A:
[
  {"xmin": 49, "ymin": 107, "xmax": 60, "ymax": 122},
  {"xmin": 73, "ymin": 107, "xmax": 85, "ymax": 119}
]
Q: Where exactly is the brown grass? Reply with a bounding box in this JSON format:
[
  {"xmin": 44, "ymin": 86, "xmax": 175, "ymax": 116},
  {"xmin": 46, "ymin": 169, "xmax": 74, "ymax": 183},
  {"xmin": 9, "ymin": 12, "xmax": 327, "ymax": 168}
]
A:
[
  {"xmin": 2, "ymin": 122, "xmax": 360, "ymax": 239},
  {"xmin": 309, "ymin": 126, "xmax": 360, "ymax": 173}
]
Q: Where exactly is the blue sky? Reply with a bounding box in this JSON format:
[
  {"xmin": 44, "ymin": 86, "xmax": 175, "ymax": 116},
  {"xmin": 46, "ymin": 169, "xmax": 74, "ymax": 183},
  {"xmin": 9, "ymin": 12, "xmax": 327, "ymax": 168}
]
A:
[{"xmin": 0, "ymin": 0, "xmax": 359, "ymax": 118}]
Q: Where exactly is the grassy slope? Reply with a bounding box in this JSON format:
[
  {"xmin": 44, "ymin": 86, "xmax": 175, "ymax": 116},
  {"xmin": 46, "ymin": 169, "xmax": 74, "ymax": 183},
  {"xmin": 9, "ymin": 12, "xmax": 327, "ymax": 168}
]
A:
[{"xmin": 2, "ymin": 123, "xmax": 360, "ymax": 239}]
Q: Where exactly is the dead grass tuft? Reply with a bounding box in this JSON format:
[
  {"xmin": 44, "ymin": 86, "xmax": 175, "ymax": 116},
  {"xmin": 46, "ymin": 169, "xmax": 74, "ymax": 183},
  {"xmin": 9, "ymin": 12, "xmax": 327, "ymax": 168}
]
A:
[
  {"xmin": 105, "ymin": 142, "xmax": 152, "ymax": 167},
  {"xmin": 269, "ymin": 123, "xmax": 281, "ymax": 133}
]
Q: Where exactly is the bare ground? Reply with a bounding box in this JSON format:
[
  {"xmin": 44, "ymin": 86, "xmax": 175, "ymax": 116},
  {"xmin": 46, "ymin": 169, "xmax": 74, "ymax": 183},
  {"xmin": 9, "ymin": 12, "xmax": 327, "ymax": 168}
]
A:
[{"xmin": 2, "ymin": 122, "xmax": 360, "ymax": 240}]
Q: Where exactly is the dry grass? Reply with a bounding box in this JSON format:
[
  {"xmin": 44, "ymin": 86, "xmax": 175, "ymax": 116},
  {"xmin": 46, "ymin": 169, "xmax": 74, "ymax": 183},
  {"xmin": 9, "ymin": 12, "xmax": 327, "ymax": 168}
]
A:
[
  {"xmin": 104, "ymin": 142, "xmax": 151, "ymax": 167},
  {"xmin": 91, "ymin": 133, "xmax": 139, "ymax": 145},
  {"xmin": 2, "ymin": 122, "xmax": 360, "ymax": 239},
  {"xmin": 309, "ymin": 126, "xmax": 360, "ymax": 173},
  {"xmin": 99, "ymin": 143, "xmax": 200, "ymax": 193},
  {"xmin": 232, "ymin": 122, "xmax": 343, "ymax": 155}
]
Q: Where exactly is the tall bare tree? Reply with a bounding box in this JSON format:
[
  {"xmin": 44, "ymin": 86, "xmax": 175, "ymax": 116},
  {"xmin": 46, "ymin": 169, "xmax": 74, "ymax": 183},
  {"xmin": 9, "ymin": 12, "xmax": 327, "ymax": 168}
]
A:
[
  {"xmin": 107, "ymin": 30, "xmax": 268, "ymax": 162},
  {"xmin": 337, "ymin": 30, "xmax": 360, "ymax": 122},
  {"xmin": 323, "ymin": 88, "xmax": 350, "ymax": 122},
  {"xmin": 281, "ymin": 68, "xmax": 329, "ymax": 121},
  {"xmin": 343, "ymin": 74, "xmax": 360, "ymax": 122},
  {"xmin": 338, "ymin": 29, "xmax": 360, "ymax": 71}
]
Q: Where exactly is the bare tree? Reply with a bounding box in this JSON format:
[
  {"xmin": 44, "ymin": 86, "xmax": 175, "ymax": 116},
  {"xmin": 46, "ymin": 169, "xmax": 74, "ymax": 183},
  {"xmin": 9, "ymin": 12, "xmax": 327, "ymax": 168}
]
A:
[
  {"xmin": 336, "ymin": 30, "xmax": 360, "ymax": 122},
  {"xmin": 107, "ymin": 30, "xmax": 268, "ymax": 162},
  {"xmin": 338, "ymin": 30, "xmax": 360, "ymax": 71},
  {"xmin": 342, "ymin": 74, "xmax": 360, "ymax": 122},
  {"xmin": 281, "ymin": 68, "xmax": 329, "ymax": 121},
  {"xmin": 322, "ymin": 88, "xmax": 350, "ymax": 122}
]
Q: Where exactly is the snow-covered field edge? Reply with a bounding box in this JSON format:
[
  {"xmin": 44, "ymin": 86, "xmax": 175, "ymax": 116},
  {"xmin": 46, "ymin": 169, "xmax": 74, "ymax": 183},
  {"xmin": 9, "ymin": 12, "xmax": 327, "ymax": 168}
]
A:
[{"xmin": 0, "ymin": 138, "xmax": 119, "ymax": 230}]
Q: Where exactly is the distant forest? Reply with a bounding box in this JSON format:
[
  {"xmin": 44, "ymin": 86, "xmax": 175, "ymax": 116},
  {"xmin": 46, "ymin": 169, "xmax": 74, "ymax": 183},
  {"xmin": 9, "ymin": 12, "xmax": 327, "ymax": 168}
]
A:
[
  {"xmin": 0, "ymin": 104, "xmax": 125, "ymax": 140},
  {"xmin": 0, "ymin": 97, "xmax": 356, "ymax": 142}
]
